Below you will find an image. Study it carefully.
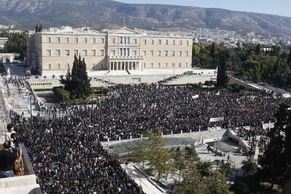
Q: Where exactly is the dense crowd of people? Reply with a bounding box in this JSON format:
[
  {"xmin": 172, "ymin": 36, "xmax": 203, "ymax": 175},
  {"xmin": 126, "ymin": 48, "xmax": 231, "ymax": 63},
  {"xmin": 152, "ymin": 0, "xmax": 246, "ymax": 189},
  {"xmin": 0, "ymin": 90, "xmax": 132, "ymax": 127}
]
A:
[{"xmin": 9, "ymin": 84, "xmax": 291, "ymax": 193}]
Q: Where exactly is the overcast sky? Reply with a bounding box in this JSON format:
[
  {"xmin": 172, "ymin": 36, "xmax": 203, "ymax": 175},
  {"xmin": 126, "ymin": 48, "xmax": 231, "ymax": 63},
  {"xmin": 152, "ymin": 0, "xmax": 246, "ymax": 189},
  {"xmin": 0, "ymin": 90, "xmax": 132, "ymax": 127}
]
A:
[{"xmin": 116, "ymin": 0, "xmax": 291, "ymax": 17}]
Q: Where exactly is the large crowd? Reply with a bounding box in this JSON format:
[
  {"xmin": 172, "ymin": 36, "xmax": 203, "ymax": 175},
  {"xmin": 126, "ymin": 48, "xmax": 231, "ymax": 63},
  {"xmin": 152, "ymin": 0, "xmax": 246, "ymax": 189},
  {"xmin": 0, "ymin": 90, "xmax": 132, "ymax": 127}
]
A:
[{"xmin": 9, "ymin": 84, "xmax": 291, "ymax": 193}]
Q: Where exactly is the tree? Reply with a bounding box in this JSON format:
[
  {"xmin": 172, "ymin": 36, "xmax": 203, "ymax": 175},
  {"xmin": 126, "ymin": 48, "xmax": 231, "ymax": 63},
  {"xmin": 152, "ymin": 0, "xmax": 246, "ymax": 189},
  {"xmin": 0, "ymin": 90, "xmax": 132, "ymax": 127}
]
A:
[
  {"xmin": 4, "ymin": 32, "xmax": 27, "ymax": 60},
  {"xmin": 241, "ymin": 158, "xmax": 257, "ymax": 176},
  {"xmin": 287, "ymin": 48, "xmax": 291, "ymax": 68},
  {"xmin": 259, "ymin": 103, "xmax": 291, "ymax": 187},
  {"xmin": 217, "ymin": 50, "xmax": 229, "ymax": 87},
  {"xmin": 61, "ymin": 55, "xmax": 91, "ymax": 99},
  {"xmin": 206, "ymin": 171, "xmax": 233, "ymax": 194},
  {"xmin": 133, "ymin": 131, "xmax": 173, "ymax": 180},
  {"xmin": 173, "ymin": 163, "xmax": 207, "ymax": 194}
]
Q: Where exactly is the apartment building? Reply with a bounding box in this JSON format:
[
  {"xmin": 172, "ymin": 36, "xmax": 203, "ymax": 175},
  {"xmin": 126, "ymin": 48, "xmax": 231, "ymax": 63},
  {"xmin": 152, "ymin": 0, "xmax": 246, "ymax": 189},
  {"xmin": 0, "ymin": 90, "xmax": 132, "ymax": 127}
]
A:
[{"xmin": 27, "ymin": 26, "xmax": 193, "ymax": 76}]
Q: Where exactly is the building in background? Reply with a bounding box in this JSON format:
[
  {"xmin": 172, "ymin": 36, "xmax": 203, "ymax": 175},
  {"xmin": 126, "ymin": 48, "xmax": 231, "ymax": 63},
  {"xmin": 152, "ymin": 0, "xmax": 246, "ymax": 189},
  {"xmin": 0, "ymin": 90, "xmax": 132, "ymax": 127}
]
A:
[
  {"xmin": 0, "ymin": 37, "xmax": 8, "ymax": 50},
  {"xmin": 27, "ymin": 26, "xmax": 193, "ymax": 76}
]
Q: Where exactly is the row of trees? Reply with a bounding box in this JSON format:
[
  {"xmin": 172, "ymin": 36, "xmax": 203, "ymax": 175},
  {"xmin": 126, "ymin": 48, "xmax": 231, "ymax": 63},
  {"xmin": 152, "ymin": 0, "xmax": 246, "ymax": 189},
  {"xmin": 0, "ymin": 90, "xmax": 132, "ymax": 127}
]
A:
[
  {"xmin": 193, "ymin": 42, "xmax": 291, "ymax": 88},
  {"xmin": 132, "ymin": 132, "xmax": 233, "ymax": 194}
]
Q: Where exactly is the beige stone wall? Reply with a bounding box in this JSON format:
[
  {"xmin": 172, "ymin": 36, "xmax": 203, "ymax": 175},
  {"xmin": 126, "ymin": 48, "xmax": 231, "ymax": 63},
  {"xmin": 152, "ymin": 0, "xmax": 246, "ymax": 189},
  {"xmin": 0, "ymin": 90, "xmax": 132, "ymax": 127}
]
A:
[
  {"xmin": 33, "ymin": 32, "xmax": 107, "ymax": 75},
  {"xmin": 27, "ymin": 28, "xmax": 193, "ymax": 75},
  {"xmin": 140, "ymin": 36, "xmax": 192, "ymax": 69}
]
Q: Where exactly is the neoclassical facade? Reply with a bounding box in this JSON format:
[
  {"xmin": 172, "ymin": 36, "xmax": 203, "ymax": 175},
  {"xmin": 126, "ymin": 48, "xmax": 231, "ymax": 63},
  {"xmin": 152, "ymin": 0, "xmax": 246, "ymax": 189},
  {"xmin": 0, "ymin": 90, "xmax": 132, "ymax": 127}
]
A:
[{"xmin": 27, "ymin": 26, "xmax": 193, "ymax": 75}]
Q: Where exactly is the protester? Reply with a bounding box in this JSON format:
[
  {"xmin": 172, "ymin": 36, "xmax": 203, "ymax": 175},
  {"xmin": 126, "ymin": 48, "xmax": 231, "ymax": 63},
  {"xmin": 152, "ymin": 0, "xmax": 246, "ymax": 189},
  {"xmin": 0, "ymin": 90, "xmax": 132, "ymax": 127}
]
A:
[
  {"xmin": 10, "ymin": 83, "xmax": 291, "ymax": 193},
  {"xmin": 0, "ymin": 141, "xmax": 17, "ymax": 178}
]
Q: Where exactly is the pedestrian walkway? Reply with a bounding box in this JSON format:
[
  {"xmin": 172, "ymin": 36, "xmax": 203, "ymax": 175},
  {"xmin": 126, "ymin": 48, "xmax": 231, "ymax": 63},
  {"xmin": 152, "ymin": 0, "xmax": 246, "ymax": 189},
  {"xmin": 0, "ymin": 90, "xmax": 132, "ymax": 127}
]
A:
[{"xmin": 122, "ymin": 163, "xmax": 166, "ymax": 194}]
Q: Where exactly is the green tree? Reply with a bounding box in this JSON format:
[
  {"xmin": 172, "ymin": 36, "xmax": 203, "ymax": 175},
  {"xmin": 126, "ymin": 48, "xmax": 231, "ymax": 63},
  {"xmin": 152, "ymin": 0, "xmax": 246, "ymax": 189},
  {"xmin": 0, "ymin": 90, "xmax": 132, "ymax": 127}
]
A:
[
  {"xmin": 4, "ymin": 32, "xmax": 27, "ymax": 60},
  {"xmin": 206, "ymin": 171, "xmax": 233, "ymax": 194},
  {"xmin": 61, "ymin": 55, "xmax": 91, "ymax": 99},
  {"xmin": 259, "ymin": 103, "xmax": 291, "ymax": 186},
  {"xmin": 133, "ymin": 131, "xmax": 173, "ymax": 180},
  {"xmin": 242, "ymin": 158, "xmax": 257, "ymax": 176},
  {"xmin": 173, "ymin": 163, "xmax": 207, "ymax": 194},
  {"xmin": 217, "ymin": 50, "xmax": 229, "ymax": 87}
]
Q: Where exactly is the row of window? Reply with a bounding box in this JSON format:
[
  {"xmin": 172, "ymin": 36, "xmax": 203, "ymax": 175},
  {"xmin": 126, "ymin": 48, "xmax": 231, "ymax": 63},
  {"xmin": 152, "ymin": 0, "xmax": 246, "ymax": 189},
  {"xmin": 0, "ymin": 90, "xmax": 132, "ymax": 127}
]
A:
[
  {"xmin": 46, "ymin": 36, "xmax": 105, "ymax": 44},
  {"xmin": 45, "ymin": 36, "xmax": 191, "ymax": 46},
  {"xmin": 46, "ymin": 63, "xmax": 100, "ymax": 70},
  {"xmin": 144, "ymin": 62, "xmax": 190, "ymax": 68},
  {"xmin": 30, "ymin": 82, "xmax": 52, "ymax": 86},
  {"xmin": 45, "ymin": 49, "xmax": 189, "ymax": 57},
  {"xmin": 142, "ymin": 50, "xmax": 189, "ymax": 57},
  {"xmin": 143, "ymin": 39, "xmax": 191, "ymax": 46},
  {"xmin": 46, "ymin": 49, "xmax": 105, "ymax": 57}
]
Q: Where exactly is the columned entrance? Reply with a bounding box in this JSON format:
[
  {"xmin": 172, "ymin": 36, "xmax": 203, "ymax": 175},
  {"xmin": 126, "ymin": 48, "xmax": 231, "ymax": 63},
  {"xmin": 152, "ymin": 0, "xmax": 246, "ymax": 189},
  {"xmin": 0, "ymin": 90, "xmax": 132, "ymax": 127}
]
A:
[{"xmin": 109, "ymin": 61, "xmax": 141, "ymax": 71}]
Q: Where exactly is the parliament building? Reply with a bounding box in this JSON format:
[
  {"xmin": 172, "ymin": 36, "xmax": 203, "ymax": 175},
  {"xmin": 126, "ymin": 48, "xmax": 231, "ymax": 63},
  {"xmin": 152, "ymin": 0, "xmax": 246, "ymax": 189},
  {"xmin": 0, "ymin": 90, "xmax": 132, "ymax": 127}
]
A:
[{"xmin": 27, "ymin": 26, "xmax": 193, "ymax": 76}]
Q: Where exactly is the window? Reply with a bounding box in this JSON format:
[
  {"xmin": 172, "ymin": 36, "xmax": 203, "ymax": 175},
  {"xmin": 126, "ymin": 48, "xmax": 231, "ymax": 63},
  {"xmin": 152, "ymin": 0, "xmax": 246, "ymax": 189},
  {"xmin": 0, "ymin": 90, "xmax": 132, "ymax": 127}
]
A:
[
  {"xmin": 186, "ymin": 63, "xmax": 189, "ymax": 68},
  {"xmin": 165, "ymin": 63, "xmax": 168, "ymax": 68},
  {"xmin": 101, "ymin": 38, "xmax": 105, "ymax": 44},
  {"xmin": 92, "ymin": 50, "xmax": 96, "ymax": 56},
  {"xmin": 185, "ymin": 51, "xmax": 189, "ymax": 56},
  {"xmin": 48, "ymin": 64, "xmax": 52, "ymax": 69},
  {"xmin": 179, "ymin": 51, "xmax": 182, "ymax": 56},
  {"xmin": 158, "ymin": 39, "xmax": 162, "ymax": 45},
  {"xmin": 47, "ymin": 50, "xmax": 52, "ymax": 56},
  {"xmin": 151, "ymin": 63, "xmax": 154, "ymax": 68},
  {"xmin": 120, "ymin": 37, "xmax": 123, "ymax": 44},
  {"xmin": 67, "ymin": 63, "xmax": 70, "ymax": 69},
  {"xmin": 66, "ymin": 37, "xmax": 70, "ymax": 43},
  {"xmin": 75, "ymin": 37, "xmax": 78, "ymax": 43},
  {"xmin": 83, "ymin": 50, "xmax": 87, "ymax": 56},
  {"xmin": 187, "ymin": 40, "xmax": 190, "ymax": 46},
  {"xmin": 165, "ymin": 50, "xmax": 168, "ymax": 56},
  {"xmin": 56, "ymin": 50, "xmax": 61, "ymax": 57},
  {"xmin": 134, "ymin": 39, "xmax": 137, "ymax": 44},
  {"xmin": 180, "ymin": 40, "xmax": 183, "ymax": 45},
  {"xmin": 57, "ymin": 63, "xmax": 61, "ymax": 69},
  {"xmin": 48, "ymin": 37, "xmax": 51, "ymax": 43},
  {"xmin": 113, "ymin": 38, "xmax": 116, "ymax": 44},
  {"xmin": 150, "ymin": 50, "xmax": 154, "ymax": 56},
  {"xmin": 74, "ymin": 50, "xmax": 79, "ymax": 56},
  {"xmin": 56, "ymin": 50, "xmax": 61, "ymax": 56},
  {"xmin": 158, "ymin": 50, "xmax": 162, "ymax": 56},
  {"xmin": 172, "ymin": 51, "xmax": 175, "ymax": 56},
  {"xmin": 158, "ymin": 63, "xmax": 161, "ymax": 68},
  {"xmin": 144, "ymin": 39, "xmax": 147, "ymax": 45},
  {"xmin": 65, "ymin": 50, "xmax": 70, "ymax": 56},
  {"xmin": 133, "ymin": 50, "xmax": 137, "ymax": 56},
  {"xmin": 179, "ymin": 63, "xmax": 182, "ymax": 68},
  {"xmin": 166, "ymin": 40, "xmax": 169, "ymax": 45},
  {"xmin": 100, "ymin": 49, "xmax": 105, "ymax": 56},
  {"xmin": 127, "ymin": 37, "xmax": 130, "ymax": 44},
  {"xmin": 93, "ymin": 38, "xmax": 96, "ymax": 44},
  {"xmin": 173, "ymin": 40, "xmax": 176, "ymax": 45},
  {"xmin": 151, "ymin": 39, "xmax": 154, "ymax": 44},
  {"xmin": 172, "ymin": 63, "xmax": 175, "ymax": 68},
  {"xmin": 57, "ymin": 37, "xmax": 61, "ymax": 43},
  {"xmin": 84, "ymin": 38, "xmax": 88, "ymax": 43}
]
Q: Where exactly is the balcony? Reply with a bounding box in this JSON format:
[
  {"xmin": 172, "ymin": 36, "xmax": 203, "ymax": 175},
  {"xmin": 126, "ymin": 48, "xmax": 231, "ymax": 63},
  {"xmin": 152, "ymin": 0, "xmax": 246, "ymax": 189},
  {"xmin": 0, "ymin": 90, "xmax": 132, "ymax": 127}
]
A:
[{"xmin": 0, "ymin": 144, "xmax": 41, "ymax": 194}]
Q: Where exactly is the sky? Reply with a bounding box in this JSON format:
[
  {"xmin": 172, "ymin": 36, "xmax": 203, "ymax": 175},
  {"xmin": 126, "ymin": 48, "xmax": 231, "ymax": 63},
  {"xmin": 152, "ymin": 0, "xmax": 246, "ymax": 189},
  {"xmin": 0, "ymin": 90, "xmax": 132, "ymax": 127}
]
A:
[{"xmin": 116, "ymin": 0, "xmax": 291, "ymax": 18}]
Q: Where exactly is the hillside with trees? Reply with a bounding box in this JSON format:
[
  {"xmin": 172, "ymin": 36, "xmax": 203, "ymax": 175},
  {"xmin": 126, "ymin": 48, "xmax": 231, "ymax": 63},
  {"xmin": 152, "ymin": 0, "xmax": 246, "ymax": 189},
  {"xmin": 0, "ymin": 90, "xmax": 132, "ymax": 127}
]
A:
[{"xmin": 193, "ymin": 42, "xmax": 291, "ymax": 88}]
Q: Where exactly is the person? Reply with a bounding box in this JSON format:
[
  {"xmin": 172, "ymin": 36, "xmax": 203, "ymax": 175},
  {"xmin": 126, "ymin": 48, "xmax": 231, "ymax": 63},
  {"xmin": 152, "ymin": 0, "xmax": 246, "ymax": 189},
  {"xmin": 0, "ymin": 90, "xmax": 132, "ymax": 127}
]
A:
[
  {"xmin": 0, "ymin": 141, "xmax": 17, "ymax": 178},
  {"xmin": 5, "ymin": 124, "xmax": 15, "ymax": 143}
]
